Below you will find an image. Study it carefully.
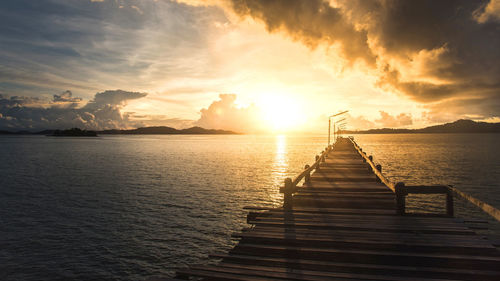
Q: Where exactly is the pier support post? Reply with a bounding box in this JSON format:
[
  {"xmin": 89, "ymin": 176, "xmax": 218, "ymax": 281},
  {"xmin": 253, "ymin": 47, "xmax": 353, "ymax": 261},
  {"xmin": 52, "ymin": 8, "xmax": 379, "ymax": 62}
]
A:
[
  {"xmin": 304, "ymin": 165, "xmax": 311, "ymax": 184},
  {"xmin": 283, "ymin": 178, "xmax": 293, "ymax": 210},
  {"xmin": 446, "ymin": 188, "xmax": 454, "ymax": 217},
  {"xmin": 395, "ymin": 182, "xmax": 406, "ymax": 215}
]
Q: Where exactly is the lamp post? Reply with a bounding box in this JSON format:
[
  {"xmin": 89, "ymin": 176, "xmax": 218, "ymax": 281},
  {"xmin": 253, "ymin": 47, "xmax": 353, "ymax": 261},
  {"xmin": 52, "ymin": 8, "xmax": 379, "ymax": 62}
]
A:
[
  {"xmin": 333, "ymin": 118, "xmax": 346, "ymax": 142},
  {"xmin": 328, "ymin": 110, "xmax": 348, "ymax": 145},
  {"xmin": 337, "ymin": 121, "xmax": 346, "ymax": 139}
]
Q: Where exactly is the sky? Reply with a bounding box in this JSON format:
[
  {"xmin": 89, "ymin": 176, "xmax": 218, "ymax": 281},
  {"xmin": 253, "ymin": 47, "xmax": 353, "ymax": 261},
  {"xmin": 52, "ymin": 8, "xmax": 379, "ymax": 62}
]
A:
[{"xmin": 0, "ymin": 0, "xmax": 499, "ymax": 133}]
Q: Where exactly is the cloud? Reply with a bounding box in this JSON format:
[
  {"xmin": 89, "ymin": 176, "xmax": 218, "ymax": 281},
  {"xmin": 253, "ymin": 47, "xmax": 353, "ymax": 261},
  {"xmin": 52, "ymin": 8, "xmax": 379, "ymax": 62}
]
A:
[
  {"xmin": 194, "ymin": 94, "xmax": 264, "ymax": 132},
  {"xmin": 85, "ymin": 90, "xmax": 147, "ymax": 108},
  {"xmin": 0, "ymin": 90, "xmax": 147, "ymax": 131},
  {"xmin": 474, "ymin": 0, "xmax": 500, "ymax": 23},
  {"xmin": 0, "ymin": 0, "xmax": 229, "ymax": 96},
  {"xmin": 423, "ymin": 94, "xmax": 500, "ymax": 124},
  {"xmin": 228, "ymin": 0, "xmax": 375, "ymax": 66},
  {"xmin": 227, "ymin": 0, "xmax": 500, "ymax": 119},
  {"xmin": 375, "ymin": 111, "xmax": 413, "ymax": 128},
  {"xmin": 346, "ymin": 114, "xmax": 375, "ymax": 130},
  {"xmin": 51, "ymin": 90, "xmax": 83, "ymax": 108},
  {"xmin": 346, "ymin": 111, "xmax": 413, "ymax": 130}
]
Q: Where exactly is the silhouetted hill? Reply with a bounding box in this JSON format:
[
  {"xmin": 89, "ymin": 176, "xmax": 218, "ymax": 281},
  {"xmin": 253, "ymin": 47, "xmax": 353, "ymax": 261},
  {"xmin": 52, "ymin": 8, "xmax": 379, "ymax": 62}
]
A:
[
  {"xmin": 342, "ymin": 119, "xmax": 500, "ymax": 134},
  {"xmin": 98, "ymin": 126, "xmax": 237, "ymax": 135},
  {"xmin": 50, "ymin": 128, "xmax": 97, "ymax": 137}
]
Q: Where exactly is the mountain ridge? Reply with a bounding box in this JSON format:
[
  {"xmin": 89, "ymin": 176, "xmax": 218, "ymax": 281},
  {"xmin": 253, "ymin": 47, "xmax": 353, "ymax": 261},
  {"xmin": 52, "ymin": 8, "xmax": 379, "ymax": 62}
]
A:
[
  {"xmin": 0, "ymin": 126, "xmax": 238, "ymax": 135},
  {"xmin": 341, "ymin": 119, "xmax": 500, "ymax": 134}
]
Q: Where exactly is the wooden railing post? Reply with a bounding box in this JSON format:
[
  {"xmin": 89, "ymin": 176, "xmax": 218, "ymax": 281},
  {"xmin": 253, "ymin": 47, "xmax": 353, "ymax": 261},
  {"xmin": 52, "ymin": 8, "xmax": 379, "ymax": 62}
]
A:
[
  {"xmin": 304, "ymin": 165, "xmax": 311, "ymax": 184},
  {"xmin": 446, "ymin": 187, "xmax": 454, "ymax": 217},
  {"xmin": 368, "ymin": 155, "xmax": 373, "ymax": 162},
  {"xmin": 283, "ymin": 178, "xmax": 293, "ymax": 210},
  {"xmin": 315, "ymin": 155, "xmax": 320, "ymax": 170},
  {"xmin": 375, "ymin": 164, "xmax": 382, "ymax": 183},
  {"xmin": 321, "ymin": 151, "xmax": 326, "ymax": 162},
  {"xmin": 395, "ymin": 182, "xmax": 406, "ymax": 215}
]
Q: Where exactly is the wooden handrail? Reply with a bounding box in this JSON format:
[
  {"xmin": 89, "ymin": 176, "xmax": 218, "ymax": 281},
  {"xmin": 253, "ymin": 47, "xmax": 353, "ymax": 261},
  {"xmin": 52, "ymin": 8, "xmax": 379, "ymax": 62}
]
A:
[
  {"xmin": 349, "ymin": 137, "xmax": 500, "ymax": 221},
  {"xmin": 449, "ymin": 186, "xmax": 500, "ymax": 222},
  {"xmin": 348, "ymin": 137, "xmax": 396, "ymax": 192},
  {"xmin": 280, "ymin": 145, "xmax": 333, "ymax": 209}
]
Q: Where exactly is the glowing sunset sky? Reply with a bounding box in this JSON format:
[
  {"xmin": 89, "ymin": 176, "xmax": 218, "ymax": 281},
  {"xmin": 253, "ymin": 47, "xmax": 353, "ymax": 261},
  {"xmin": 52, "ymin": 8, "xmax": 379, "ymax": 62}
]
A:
[{"xmin": 1, "ymin": 0, "xmax": 499, "ymax": 133}]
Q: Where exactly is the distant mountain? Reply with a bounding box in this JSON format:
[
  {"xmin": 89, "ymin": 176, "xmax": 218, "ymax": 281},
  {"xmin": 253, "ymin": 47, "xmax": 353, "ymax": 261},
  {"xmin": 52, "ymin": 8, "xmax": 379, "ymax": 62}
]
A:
[
  {"xmin": 98, "ymin": 126, "xmax": 237, "ymax": 135},
  {"xmin": 342, "ymin": 119, "xmax": 500, "ymax": 134},
  {"xmin": 0, "ymin": 126, "xmax": 238, "ymax": 135}
]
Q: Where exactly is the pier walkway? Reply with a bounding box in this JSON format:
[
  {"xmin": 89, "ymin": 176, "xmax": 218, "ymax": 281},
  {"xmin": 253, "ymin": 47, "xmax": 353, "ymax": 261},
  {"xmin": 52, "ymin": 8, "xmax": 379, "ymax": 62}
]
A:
[{"xmin": 175, "ymin": 137, "xmax": 500, "ymax": 280}]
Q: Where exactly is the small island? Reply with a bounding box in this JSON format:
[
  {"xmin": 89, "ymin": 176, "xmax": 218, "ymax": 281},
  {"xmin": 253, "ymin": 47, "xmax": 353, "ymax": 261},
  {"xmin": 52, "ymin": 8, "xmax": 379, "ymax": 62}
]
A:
[{"xmin": 50, "ymin": 128, "xmax": 98, "ymax": 137}]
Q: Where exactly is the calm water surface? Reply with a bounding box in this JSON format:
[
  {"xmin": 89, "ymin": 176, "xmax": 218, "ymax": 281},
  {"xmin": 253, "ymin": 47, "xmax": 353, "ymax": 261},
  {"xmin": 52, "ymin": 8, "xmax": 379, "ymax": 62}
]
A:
[{"xmin": 1, "ymin": 134, "xmax": 499, "ymax": 280}]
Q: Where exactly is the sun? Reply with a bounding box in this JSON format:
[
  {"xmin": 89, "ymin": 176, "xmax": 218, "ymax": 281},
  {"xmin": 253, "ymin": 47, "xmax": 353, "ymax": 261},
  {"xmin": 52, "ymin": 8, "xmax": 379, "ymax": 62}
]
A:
[{"xmin": 258, "ymin": 93, "xmax": 302, "ymax": 132}]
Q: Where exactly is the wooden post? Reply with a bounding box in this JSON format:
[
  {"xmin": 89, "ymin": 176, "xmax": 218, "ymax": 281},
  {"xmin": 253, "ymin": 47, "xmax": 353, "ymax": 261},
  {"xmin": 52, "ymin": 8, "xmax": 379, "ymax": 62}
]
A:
[
  {"xmin": 375, "ymin": 164, "xmax": 382, "ymax": 183},
  {"xmin": 368, "ymin": 155, "xmax": 373, "ymax": 162},
  {"xmin": 315, "ymin": 155, "xmax": 320, "ymax": 170},
  {"xmin": 395, "ymin": 182, "xmax": 406, "ymax": 215},
  {"xmin": 328, "ymin": 118, "xmax": 331, "ymax": 146},
  {"xmin": 321, "ymin": 151, "xmax": 326, "ymax": 162},
  {"xmin": 446, "ymin": 188, "xmax": 454, "ymax": 217},
  {"xmin": 304, "ymin": 164, "xmax": 311, "ymax": 184},
  {"xmin": 283, "ymin": 178, "xmax": 293, "ymax": 210}
]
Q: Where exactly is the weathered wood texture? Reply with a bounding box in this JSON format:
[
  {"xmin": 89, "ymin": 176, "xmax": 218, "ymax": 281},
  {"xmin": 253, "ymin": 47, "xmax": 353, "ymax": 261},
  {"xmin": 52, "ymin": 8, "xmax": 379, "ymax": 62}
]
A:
[{"xmin": 176, "ymin": 137, "xmax": 500, "ymax": 280}]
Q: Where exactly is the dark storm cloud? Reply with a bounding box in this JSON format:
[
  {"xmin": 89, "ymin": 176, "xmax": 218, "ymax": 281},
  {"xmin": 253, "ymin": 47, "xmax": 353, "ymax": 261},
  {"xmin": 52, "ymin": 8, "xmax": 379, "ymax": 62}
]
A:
[
  {"xmin": 229, "ymin": 0, "xmax": 376, "ymax": 65},
  {"xmin": 228, "ymin": 0, "xmax": 500, "ymax": 118},
  {"xmin": 0, "ymin": 90, "xmax": 147, "ymax": 131}
]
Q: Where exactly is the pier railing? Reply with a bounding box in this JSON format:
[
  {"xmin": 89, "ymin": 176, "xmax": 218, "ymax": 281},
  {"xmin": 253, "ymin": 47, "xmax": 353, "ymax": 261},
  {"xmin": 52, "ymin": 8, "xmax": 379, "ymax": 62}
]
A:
[
  {"xmin": 279, "ymin": 145, "xmax": 333, "ymax": 209},
  {"xmin": 349, "ymin": 137, "xmax": 500, "ymax": 221}
]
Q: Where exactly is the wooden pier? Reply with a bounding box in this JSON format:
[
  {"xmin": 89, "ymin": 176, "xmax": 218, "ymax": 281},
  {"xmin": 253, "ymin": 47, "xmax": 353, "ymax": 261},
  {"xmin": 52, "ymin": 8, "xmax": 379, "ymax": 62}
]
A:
[{"xmin": 174, "ymin": 137, "xmax": 500, "ymax": 280}]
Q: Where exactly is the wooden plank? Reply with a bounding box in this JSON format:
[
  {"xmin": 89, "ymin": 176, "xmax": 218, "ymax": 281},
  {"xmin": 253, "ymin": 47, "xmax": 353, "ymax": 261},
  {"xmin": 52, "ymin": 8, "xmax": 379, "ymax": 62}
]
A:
[
  {"xmin": 291, "ymin": 198, "xmax": 395, "ymax": 209},
  {"xmin": 302, "ymin": 183, "xmax": 389, "ymax": 190},
  {"xmin": 309, "ymin": 176, "xmax": 377, "ymax": 182},
  {"xmin": 210, "ymin": 254, "xmax": 500, "ymax": 281},
  {"xmin": 231, "ymin": 244, "xmax": 500, "ymax": 270},
  {"xmin": 274, "ymin": 207, "xmax": 396, "ymax": 215},
  {"xmin": 293, "ymin": 193, "xmax": 394, "ymax": 199},
  {"xmin": 186, "ymin": 264, "xmax": 457, "ymax": 281},
  {"xmin": 233, "ymin": 232, "xmax": 498, "ymax": 255},
  {"xmin": 253, "ymin": 213, "xmax": 470, "ymax": 226},
  {"xmin": 249, "ymin": 218, "xmax": 474, "ymax": 232},
  {"xmin": 296, "ymin": 190, "xmax": 393, "ymax": 194},
  {"xmin": 240, "ymin": 227, "xmax": 489, "ymax": 244},
  {"xmin": 145, "ymin": 277, "xmax": 191, "ymax": 281},
  {"xmin": 247, "ymin": 220, "xmax": 476, "ymax": 235},
  {"xmin": 176, "ymin": 268, "xmax": 282, "ymax": 281},
  {"xmin": 246, "ymin": 207, "xmax": 397, "ymax": 215}
]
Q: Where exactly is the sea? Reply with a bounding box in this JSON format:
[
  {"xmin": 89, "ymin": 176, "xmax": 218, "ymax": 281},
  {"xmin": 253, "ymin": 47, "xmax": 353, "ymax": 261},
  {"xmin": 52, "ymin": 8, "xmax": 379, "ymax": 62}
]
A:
[{"xmin": 1, "ymin": 134, "xmax": 499, "ymax": 280}]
